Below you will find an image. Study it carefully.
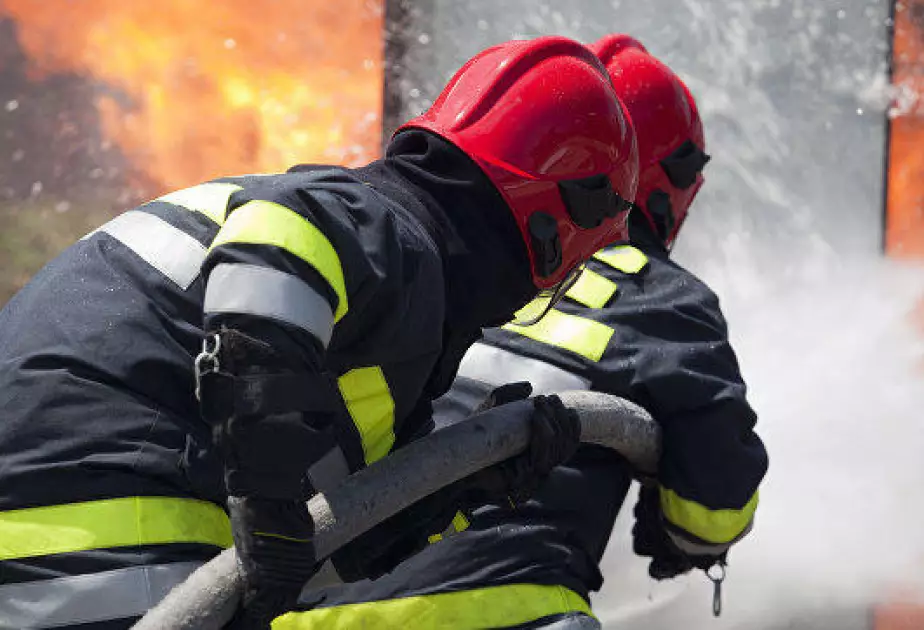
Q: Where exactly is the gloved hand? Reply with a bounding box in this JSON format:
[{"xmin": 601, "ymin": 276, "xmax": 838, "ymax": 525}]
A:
[
  {"xmin": 470, "ymin": 391, "xmax": 582, "ymax": 505},
  {"xmin": 631, "ymin": 484, "xmax": 725, "ymax": 580},
  {"xmin": 227, "ymin": 497, "xmax": 318, "ymax": 630},
  {"xmin": 472, "ymin": 381, "xmax": 534, "ymax": 413},
  {"xmin": 198, "ymin": 327, "xmax": 349, "ymax": 628},
  {"xmin": 329, "ymin": 383, "xmax": 536, "ymax": 581},
  {"xmin": 331, "ymin": 383, "xmax": 581, "ymax": 581},
  {"xmin": 329, "ymin": 477, "xmax": 470, "ymax": 582}
]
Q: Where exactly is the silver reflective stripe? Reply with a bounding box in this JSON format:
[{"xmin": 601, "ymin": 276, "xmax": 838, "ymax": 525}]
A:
[
  {"xmin": 305, "ymin": 448, "xmax": 350, "ymax": 493},
  {"xmin": 533, "ymin": 614, "xmax": 601, "ymax": 630},
  {"xmin": 665, "ymin": 520, "xmax": 751, "ymax": 557},
  {"xmin": 457, "ymin": 343, "xmax": 591, "ymax": 396},
  {"xmin": 0, "ymin": 561, "xmax": 201, "ymax": 629},
  {"xmin": 203, "ymin": 263, "xmax": 335, "ymax": 347},
  {"xmin": 97, "ymin": 211, "xmax": 207, "ymax": 290}
]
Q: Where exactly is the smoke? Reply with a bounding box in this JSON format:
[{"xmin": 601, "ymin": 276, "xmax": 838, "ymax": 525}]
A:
[{"xmin": 594, "ymin": 256, "xmax": 924, "ymax": 629}]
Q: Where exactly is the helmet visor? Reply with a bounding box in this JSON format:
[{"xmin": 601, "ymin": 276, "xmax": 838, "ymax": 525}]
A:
[{"xmin": 509, "ymin": 263, "xmax": 586, "ymax": 327}]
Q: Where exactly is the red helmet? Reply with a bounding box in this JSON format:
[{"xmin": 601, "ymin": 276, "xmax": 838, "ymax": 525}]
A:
[
  {"xmin": 591, "ymin": 35, "xmax": 709, "ymax": 248},
  {"xmin": 398, "ymin": 36, "xmax": 639, "ymax": 289}
]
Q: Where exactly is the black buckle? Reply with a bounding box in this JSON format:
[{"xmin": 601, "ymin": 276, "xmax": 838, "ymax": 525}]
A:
[
  {"xmin": 528, "ymin": 211, "xmax": 563, "ymax": 278},
  {"xmin": 646, "ymin": 190, "xmax": 675, "ymax": 242},
  {"xmin": 660, "ymin": 140, "xmax": 711, "ymax": 190},
  {"xmin": 558, "ymin": 174, "xmax": 630, "ymax": 229}
]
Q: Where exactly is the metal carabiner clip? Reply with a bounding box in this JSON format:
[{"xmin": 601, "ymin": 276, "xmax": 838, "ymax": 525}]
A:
[
  {"xmin": 707, "ymin": 561, "xmax": 727, "ymax": 617},
  {"xmin": 193, "ymin": 333, "xmax": 221, "ymax": 401}
]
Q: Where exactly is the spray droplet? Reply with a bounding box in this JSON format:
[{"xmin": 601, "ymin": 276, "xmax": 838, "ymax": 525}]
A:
[
  {"xmin": 224, "ymin": 38, "xmax": 237, "ymax": 50},
  {"xmin": 418, "ymin": 33, "xmax": 431, "ymax": 45},
  {"xmin": 5, "ymin": 100, "xmax": 18, "ymax": 112},
  {"xmin": 837, "ymin": 9, "xmax": 846, "ymax": 19},
  {"xmin": 409, "ymin": 88, "xmax": 421, "ymax": 99},
  {"xmin": 363, "ymin": 59, "xmax": 375, "ymax": 71},
  {"xmin": 55, "ymin": 201, "xmax": 71, "ymax": 214},
  {"xmin": 477, "ymin": 19, "xmax": 489, "ymax": 30},
  {"xmin": 11, "ymin": 149, "xmax": 24, "ymax": 162},
  {"xmin": 857, "ymin": 107, "xmax": 864, "ymax": 115},
  {"xmin": 30, "ymin": 181, "xmax": 42, "ymax": 197}
]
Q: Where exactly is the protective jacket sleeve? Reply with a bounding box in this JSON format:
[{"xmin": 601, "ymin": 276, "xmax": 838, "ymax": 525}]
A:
[
  {"xmin": 485, "ymin": 241, "xmax": 768, "ymax": 557},
  {"xmin": 591, "ymin": 246, "xmax": 766, "ymax": 556},
  {"xmin": 199, "ymin": 170, "xmax": 444, "ymax": 482}
]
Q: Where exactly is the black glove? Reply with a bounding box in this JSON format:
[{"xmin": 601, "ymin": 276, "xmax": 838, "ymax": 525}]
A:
[
  {"xmin": 329, "ymin": 477, "xmax": 470, "ymax": 582},
  {"xmin": 472, "ymin": 381, "xmax": 534, "ymax": 413},
  {"xmin": 330, "ymin": 383, "xmax": 578, "ymax": 581},
  {"xmin": 227, "ymin": 497, "xmax": 318, "ymax": 630},
  {"xmin": 470, "ymin": 392, "xmax": 582, "ymax": 505},
  {"xmin": 198, "ymin": 327, "xmax": 349, "ymax": 628},
  {"xmin": 632, "ymin": 484, "xmax": 725, "ymax": 580},
  {"xmin": 328, "ymin": 384, "xmax": 535, "ymax": 581}
]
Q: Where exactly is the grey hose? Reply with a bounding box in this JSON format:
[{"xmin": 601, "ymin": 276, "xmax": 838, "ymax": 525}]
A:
[{"xmin": 132, "ymin": 390, "xmax": 660, "ymax": 630}]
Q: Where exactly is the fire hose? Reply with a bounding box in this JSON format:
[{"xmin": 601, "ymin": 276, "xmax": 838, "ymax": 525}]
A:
[{"xmin": 132, "ymin": 390, "xmax": 662, "ymax": 630}]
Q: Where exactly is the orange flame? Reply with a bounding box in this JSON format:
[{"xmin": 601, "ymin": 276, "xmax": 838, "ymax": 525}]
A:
[
  {"xmin": 887, "ymin": 0, "xmax": 924, "ymax": 259},
  {"xmin": 0, "ymin": 0, "xmax": 383, "ymax": 193}
]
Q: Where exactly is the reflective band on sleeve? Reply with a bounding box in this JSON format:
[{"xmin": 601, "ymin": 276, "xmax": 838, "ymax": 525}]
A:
[
  {"xmin": 272, "ymin": 583, "xmax": 594, "ymax": 630},
  {"xmin": 98, "ymin": 211, "xmax": 207, "ymax": 290},
  {"xmin": 593, "ymin": 245, "xmax": 649, "ymax": 274},
  {"xmin": 204, "ymin": 263, "xmax": 336, "ymax": 347},
  {"xmin": 503, "ymin": 310, "xmax": 615, "ymax": 362},
  {"xmin": 565, "ymin": 268, "xmax": 619, "ymax": 308},
  {"xmin": 0, "ymin": 497, "xmax": 232, "ymax": 561},
  {"xmin": 457, "ymin": 343, "xmax": 591, "ymax": 395},
  {"xmin": 210, "ymin": 200, "xmax": 348, "ymax": 321},
  {"xmin": 666, "ymin": 524, "xmax": 750, "ymax": 557},
  {"xmin": 660, "ymin": 487, "xmax": 759, "ymax": 544},
  {"xmin": 0, "ymin": 561, "xmax": 202, "ymax": 629},
  {"xmin": 154, "ymin": 182, "xmax": 243, "ymax": 226},
  {"xmin": 337, "ymin": 367, "xmax": 396, "ymax": 465}
]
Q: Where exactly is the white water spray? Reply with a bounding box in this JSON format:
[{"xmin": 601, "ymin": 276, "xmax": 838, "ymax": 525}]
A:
[
  {"xmin": 391, "ymin": 0, "xmax": 924, "ymax": 626},
  {"xmin": 595, "ymin": 257, "xmax": 924, "ymax": 629}
]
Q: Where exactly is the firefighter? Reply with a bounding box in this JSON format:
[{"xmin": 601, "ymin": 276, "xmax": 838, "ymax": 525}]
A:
[
  {"xmin": 0, "ymin": 36, "xmax": 640, "ymax": 629},
  {"xmin": 281, "ymin": 35, "xmax": 769, "ymax": 630}
]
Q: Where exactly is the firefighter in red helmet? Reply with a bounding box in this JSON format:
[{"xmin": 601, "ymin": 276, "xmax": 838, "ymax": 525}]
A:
[
  {"xmin": 0, "ymin": 36, "xmax": 637, "ymax": 629},
  {"xmin": 285, "ymin": 35, "xmax": 767, "ymax": 630}
]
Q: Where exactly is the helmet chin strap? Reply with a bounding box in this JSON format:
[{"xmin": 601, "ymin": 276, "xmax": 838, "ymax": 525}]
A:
[{"xmin": 509, "ymin": 263, "xmax": 586, "ymax": 328}]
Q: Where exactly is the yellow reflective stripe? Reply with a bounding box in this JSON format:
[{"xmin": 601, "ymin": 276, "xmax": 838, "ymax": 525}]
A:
[
  {"xmin": 593, "ymin": 244, "xmax": 649, "ymax": 274},
  {"xmin": 504, "ymin": 310, "xmax": 614, "ymax": 362},
  {"xmin": 427, "ymin": 511, "xmax": 471, "ymax": 544},
  {"xmin": 660, "ymin": 488, "xmax": 759, "ymax": 544},
  {"xmin": 337, "ymin": 366, "xmax": 396, "ymax": 465},
  {"xmin": 272, "ymin": 583, "xmax": 593, "ymax": 630},
  {"xmin": 451, "ymin": 511, "xmax": 470, "ymax": 533},
  {"xmin": 565, "ymin": 268, "xmax": 618, "ymax": 308},
  {"xmin": 210, "ymin": 200, "xmax": 348, "ymax": 321},
  {"xmin": 0, "ymin": 497, "xmax": 233, "ymax": 561},
  {"xmin": 154, "ymin": 182, "xmax": 243, "ymax": 226}
]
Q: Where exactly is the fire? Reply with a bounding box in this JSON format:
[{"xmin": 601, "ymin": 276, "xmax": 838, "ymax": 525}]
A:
[
  {"xmin": 887, "ymin": 0, "xmax": 924, "ymax": 258},
  {"xmin": 0, "ymin": 0, "xmax": 383, "ymax": 194}
]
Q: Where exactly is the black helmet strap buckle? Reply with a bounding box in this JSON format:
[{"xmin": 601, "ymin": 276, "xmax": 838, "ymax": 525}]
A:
[
  {"xmin": 558, "ymin": 174, "xmax": 632, "ymax": 230},
  {"xmin": 660, "ymin": 139, "xmax": 711, "ymax": 190},
  {"xmin": 647, "ymin": 189, "xmax": 675, "ymax": 243},
  {"xmin": 528, "ymin": 211, "xmax": 563, "ymax": 279}
]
